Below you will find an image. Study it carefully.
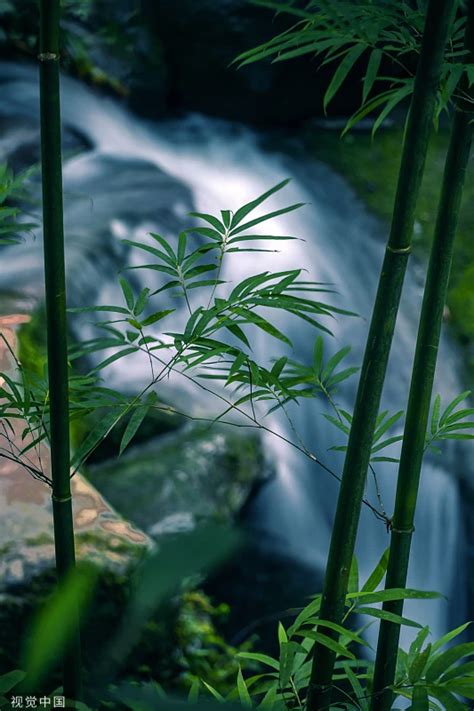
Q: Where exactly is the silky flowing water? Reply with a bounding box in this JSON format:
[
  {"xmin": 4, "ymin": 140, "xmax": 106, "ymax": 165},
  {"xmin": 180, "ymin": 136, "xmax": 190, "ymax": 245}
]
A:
[{"xmin": 0, "ymin": 62, "xmax": 470, "ymax": 647}]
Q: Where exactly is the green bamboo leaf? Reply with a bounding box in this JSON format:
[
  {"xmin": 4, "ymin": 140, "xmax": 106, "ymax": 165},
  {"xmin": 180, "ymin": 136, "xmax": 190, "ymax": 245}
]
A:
[
  {"xmin": 443, "ymin": 678, "xmax": 474, "ymax": 700},
  {"xmin": 230, "ymin": 180, "xmax": 290, "ymax": 229},
  {"xmin": 431, "ymin": 622, "xmax": 471, "ymax": 653},
  {"xmin": 431, "ymin": 394, "xmax": 442, "ymax": 435},
  {"xmin": 189, "ymin": 212, "xmax": 226, "ymax": 234},
  {"xmin": 278, "ymin": 622, "xmax": 288, "ymax": 646},
  {"xmin": 409, "ymin": 685, "xmax": 429, "ymax": 711},
  {"xmin": 298, "ymin": 631, "xmax": 355, "ymax": 660},
  {"xmin": 93, "ymin": 346, "xmax": 139, "ymax": 372},
  {"xmin": 348, "ymin": 556, "xmax": 359, "ymax": 594},
  {"xmin": 324, "ymin": 44, "xmax": 366, "ymax": 112},
  {"xmin": 134, "ymin": 288, "xmax": 150, "ymax": 316},
  {"xmin": 221, "ymin": 209, "xmax": 231, "ymax": 228},
  {"xmin": 0, "ymin": 670, "xmax": 26, "ymax": 694},
  {"xmin": 287, "ymin": 596, "xmax": 321, "ymax": 637},
  {"xmin": 371, "ymin": 435, "xmax": 404, "ymax": 453},
  {"xmin": 237, "ymin": 667, "xmax": 252, "ymax": 707},
  {"xmin": 141, "ymin": 309, "xmax": 175, "ymax": 327},
  {"xmin": 68, "ymin": 305, "xmax": 130, "ymax": 315},
  {"xmin": 373, "ymin": 410, "xmax": 404, "ymax": 442},
  {"xmin": 188, "ymin": 676, "xmax": 200, "ymax": 703},
  {"xmin": 119, "ymin": 405, "xmax": 150, "ymax": 456},
  {"xmin": 323, "ymin": 413, "xmax": 350, "ymax": 435},
  {"xmin": 177, "ymin": 231, "xmax": 187, "ymax": 262},
  {"xmin": 363, "ymin": 48, "xmax": 382, "ymax": 103},
  {"xmin": 239, "ymin": 310, "xmax": 292, "ymax": 345},
  {"xmin": 425, "ymin": 686, "xmax": 466, "ymax": 711},
  {"xmin": 298, "ymin": 620, "xmax": 367, "ymax": 647},
  {"xmin": 183, "ymin": 264, "xmax": 217, "ymax": 279},
  {"xmin": 445, "ymin": 407, "xmax": 474, "ymax": 424},
  {"xmin": 372, "ymin": 83, "xmax": 413, "ymax": 136},
  {"xmin": 279, "ymin": 641, "xmax": 299, "ymax": 689},
  {"xmin": 122, "ymin": 240, "xmax": 175, "ymax": 266},
  {"xmin": 321, "ymin": 346, "xmax": 351, "ymax": 382},
  {"xmin": 71, "ymin": 408, "xmax": 123, "ymax": 468},
  {"xmin": 237, "ymin": 652, "xmax": 279, "ymax": 671},
  {"xmin": 149, "ymin": 232, "xmax": 177, "ymax": 260},
  {"xmin": 440, "ymin": 661, "xmax": 474, "ymax": 683},
  {"xmin": 347, "ymin": 589, "xmax": 442, "ymax": 604},
  {"xmin": 120, "ymin": 278, "xmax": 135, "ymax": 311},
  {"xmin": 313, "ymin": 336, "xmax": 324, "ymax": 375},
  {"xmin": 409, "ymin": 644, "xmax": 432, "ymax": 683},
  {"xmin": 225, "ymin": 324, "xmax": 251, "ymax": 348},
  {"xmin": 22, "ymin": 565, "xmax": 98, "ymax": 688},
  {"xmin": 202, "ymin": 681, "xmax": 226, "ymax": 702},
  {"xmin": 425, "ymin": 643, "xmax": 474, "ymax": 682},
  {"xmin": 230, "ymin": 203, "xmax": 305, "ymax": 236},
  {"xmin": 355, "ymin": 606, "xmax": 422, "ymax": 629},
  {"xmin": 361, "ymin": 548, "xmax": 389, "ymax": 592},
  {"xmin": 127, "ymin": 263, "xmax": 178, "ymax": 277}
]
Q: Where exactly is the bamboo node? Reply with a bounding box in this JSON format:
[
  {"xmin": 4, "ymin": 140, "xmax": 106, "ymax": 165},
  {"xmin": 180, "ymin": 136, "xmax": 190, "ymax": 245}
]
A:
[
  {"xmin": 386, "ymin": 245, "xmax": 411, "ymax": 255},
  {"xmin": 391, "ymin": 525, "xmax": 415, "ymax": 534},
  {"xmin": 38, "ymin": 52, "xmax": 59, "ymax": 62},
  {"xmin": 52, "ymin": 493, "xmax": 72, "ymax": 503}
]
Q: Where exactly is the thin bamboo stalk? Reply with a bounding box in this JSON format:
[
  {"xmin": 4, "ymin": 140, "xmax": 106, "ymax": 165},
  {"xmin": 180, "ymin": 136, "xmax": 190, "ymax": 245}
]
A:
[
  {"xmin": 39, "ymin": 0, "xmax": 82, "ymax": 702},
  {"xmin": 306, "ymin": 1, "xmax": 456, "ymax": 708},
  {"xmin": 370, "ymin": 6, "xmax": 474, "ymax": 709}
]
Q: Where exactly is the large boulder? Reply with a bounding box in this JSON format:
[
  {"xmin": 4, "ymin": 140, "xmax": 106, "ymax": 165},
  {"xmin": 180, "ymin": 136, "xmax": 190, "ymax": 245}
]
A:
[{"xmin": 86, "ymin": 423, "xmax": 272, "ymax": 537}]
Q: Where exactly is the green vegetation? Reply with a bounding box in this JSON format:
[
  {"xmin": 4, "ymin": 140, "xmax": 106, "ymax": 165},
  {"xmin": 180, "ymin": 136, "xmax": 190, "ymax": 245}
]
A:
[
  {"xmin": 371, "ymin": 7, "xmax": 474, "ymax": 707},
  {"xmin": 1, "ymin": 1, "xmax": 474, "ymax": 709},
  {"xmin": 306, "ymin": 125, "xmax": 474, "ymax": 365}
]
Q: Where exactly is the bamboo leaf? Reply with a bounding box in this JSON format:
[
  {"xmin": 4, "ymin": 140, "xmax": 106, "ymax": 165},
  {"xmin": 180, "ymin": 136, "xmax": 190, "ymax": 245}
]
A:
[
  {"xmin": 324, "ymin": 44, "xmax": 366, "ymax": 112},
  {"xmin": 237, "ymin": 667, "xmax": 252, "ymax": 707},
  {"xmin": 119, "ymin": 405, "xmax": 150, "ymax": 456},
  {"xmin": 363, "ymin": 48, "xmax": 382, "ymax": 103},
  {"xmin": 119, "ymin": 278, "xmax": 135, "ymax": 311},
  {"xmin": 230, "ymin": 180, "xmax": 290, "ymax": 229},
  {"xmin": 361, "ymin": 548, "xmax": 389, "ymax": 592},
  {"xmin": 237, "ymin": 653, "xmax": 279, "ymax": 671},
  {"xmin": 355, "ymin": 606, "xmax": 422, "ymax": 629}
]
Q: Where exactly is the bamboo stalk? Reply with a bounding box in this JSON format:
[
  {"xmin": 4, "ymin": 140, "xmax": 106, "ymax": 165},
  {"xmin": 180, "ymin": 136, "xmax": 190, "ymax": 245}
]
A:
[
  {"xmin": 370, "ymin": 7, "xmax": 474, "ymax": 709},
  {"xmin": 306, "ymin": 1, "xmax": 456, "ymax": 708},
  {"xmin": 39, "ymin": 0, "xmax": 82, "ymax": 702}
]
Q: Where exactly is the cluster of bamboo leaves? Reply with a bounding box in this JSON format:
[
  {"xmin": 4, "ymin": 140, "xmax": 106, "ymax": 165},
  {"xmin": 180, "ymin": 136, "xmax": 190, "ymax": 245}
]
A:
[
  {"xmin": 1, "ymin": 176, "xmax": 472, "ymax": 507},
  {"xmin": 0, "ymin": 164, "xmax": 37, "ymax": 246},
  {"xmin": 2, "ymin": 537, "xmax": 473, "ymax": 710},
  {"xmin": 235, "ymin": 0, "xmax": 474, "ymax": 134}
]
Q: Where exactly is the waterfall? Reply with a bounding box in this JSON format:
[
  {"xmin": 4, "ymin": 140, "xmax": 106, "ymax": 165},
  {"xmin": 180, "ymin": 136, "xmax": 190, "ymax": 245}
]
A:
[{"xmin": 0, "ymin": 62, "xmax": 469, "ymax": 646}]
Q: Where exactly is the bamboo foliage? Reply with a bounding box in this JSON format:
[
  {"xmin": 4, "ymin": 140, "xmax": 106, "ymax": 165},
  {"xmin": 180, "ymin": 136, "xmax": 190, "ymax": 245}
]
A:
[
  {"xmin": 306, "ymin": 0, "xmax": 457, "ymax": 708},
  {"xmin": 38, "ymin": 0, "xmax": 82, "ymax": 702},
  {"xmin": 370, "ymin": 6, "xmax": 474, "ymax": 709}
]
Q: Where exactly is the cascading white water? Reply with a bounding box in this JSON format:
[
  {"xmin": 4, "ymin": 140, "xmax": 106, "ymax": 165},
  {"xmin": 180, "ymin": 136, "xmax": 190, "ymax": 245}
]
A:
[{"xmin": 0, "ymin": 62, "xmax": 469, "ymax": 646}]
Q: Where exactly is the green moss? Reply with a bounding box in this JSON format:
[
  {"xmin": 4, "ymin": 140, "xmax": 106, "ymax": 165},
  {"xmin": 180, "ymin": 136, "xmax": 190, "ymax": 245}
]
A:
[
  {"xmin": 305, "ymin": 124, "xmax": 474, "ymax": 375},
  {"xmin": 17, "ymin": 304, "xmax": 48, "ymax": 376}
]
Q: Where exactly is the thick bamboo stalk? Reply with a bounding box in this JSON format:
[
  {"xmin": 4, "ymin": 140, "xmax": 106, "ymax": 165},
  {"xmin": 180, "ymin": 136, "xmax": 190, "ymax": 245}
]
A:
[
  {"xmin": 39, "ymin": 0, "xmax": 82, "ymax": 702},
  {"xmin": 306, "ymin": 1, "xmax": 456, "ymax": 708},
  {"xmin": 370, "ymin": 7, "xmax": 474, "ymax": 709}
]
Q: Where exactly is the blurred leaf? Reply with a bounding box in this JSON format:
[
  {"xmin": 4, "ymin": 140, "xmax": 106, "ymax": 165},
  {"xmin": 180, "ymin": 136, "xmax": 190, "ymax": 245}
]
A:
[{"xmin": 22, "ymin": 565, "xmax": 98, "ymax": 688}]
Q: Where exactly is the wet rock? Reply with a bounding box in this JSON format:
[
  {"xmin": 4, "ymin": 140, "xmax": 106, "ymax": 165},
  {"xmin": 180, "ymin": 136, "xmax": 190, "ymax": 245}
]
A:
[
  {"xmin": 86, "ymin": 423, "xmax": 273, "ymax": 536},
  {"xmin": 0, "ymin": 317, "xmax": 150, "ymax": 673},
  {"xmin": 0, "ymin": 115, "xmax": 92, "ymax": 173}
]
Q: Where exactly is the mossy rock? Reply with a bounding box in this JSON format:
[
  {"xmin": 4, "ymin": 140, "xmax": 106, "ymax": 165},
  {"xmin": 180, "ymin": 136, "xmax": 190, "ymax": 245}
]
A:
[{"xmin": 86, "ymin": 424, "xmax": 272, "ymax": 536}]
